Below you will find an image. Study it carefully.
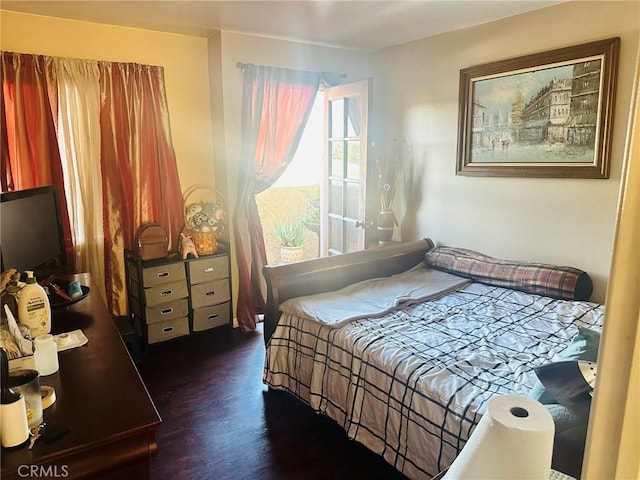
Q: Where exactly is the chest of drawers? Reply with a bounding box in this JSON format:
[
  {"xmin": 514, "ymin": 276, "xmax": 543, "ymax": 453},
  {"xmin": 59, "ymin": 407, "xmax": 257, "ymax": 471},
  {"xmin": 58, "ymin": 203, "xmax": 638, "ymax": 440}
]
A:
[
  {"xmin": 125, "ymin": 248, "xmax": 232, "ymax": 345},
  {"xmin": 188, "ymin": 254, "xmax": 231, "ymax": 331}
]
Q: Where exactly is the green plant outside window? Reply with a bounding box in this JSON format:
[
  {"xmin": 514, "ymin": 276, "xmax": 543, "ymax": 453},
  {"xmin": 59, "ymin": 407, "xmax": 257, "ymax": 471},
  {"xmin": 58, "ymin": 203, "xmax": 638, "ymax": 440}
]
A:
[{"xmin": 273, "ymin": 221, "xmax": 305, "ymax": 247}]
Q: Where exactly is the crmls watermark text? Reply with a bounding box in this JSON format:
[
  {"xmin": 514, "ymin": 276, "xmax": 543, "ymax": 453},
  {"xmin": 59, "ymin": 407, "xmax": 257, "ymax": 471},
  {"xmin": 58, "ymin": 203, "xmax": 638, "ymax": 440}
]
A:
[{"xmin": 18, "ymin": 465, "xmax": 69, "ymax": 478}]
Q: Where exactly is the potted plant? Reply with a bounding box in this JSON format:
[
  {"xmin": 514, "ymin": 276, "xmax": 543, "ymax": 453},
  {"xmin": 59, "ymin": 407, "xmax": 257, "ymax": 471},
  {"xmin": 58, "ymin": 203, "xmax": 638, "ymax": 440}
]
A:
[
  {"xmin": 273, "ymin": 220, "xmax": 305, "ymax": 263},
  {"xmin": 298, "ymin": 187, "xmax": 321, "ymax": 235},
  {"xmin": 303, "ymin": 199, "xmax": 320, "ymax": 235}
]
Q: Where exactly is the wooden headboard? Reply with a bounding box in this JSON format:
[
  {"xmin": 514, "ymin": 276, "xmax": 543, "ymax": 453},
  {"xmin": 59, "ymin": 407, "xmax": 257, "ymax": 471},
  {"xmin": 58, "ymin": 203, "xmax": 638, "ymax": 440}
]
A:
[{"xmin": 262, "ymin": 238, "xmax": 434, "ymax": 344}]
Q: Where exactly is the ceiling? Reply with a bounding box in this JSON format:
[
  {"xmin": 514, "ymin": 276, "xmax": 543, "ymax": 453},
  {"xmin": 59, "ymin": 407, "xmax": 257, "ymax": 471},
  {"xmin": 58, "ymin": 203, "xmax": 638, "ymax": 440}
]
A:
[{"xmin": 1, "ymin": 0, "xmax": 566, "ymax": 51}]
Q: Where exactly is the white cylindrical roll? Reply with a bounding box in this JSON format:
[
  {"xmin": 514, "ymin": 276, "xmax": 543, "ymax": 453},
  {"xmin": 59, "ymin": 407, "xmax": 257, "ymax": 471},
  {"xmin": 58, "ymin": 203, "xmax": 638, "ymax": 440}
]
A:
[
  {"xmin": 1, "ymin": 393, "xmax": 30, "ymax": 448},
  {"xmin": 444, "ymin": 395, "xmax": 555, "ymax": 480}
]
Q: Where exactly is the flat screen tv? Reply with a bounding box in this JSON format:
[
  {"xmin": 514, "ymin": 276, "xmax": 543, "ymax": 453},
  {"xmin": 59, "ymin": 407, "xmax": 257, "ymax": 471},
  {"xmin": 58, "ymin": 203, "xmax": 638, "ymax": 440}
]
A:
[{"xmin": 1, "ymin": 185, "xmax": 67, "ymax": 282}]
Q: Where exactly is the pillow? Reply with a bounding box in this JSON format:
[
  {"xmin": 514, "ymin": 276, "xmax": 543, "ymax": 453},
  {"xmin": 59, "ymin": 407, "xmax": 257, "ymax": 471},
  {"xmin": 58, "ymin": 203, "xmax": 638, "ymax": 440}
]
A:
[
  {"xmin": 530, "ymin": 327, "xmax": 601, "ymax": 404},
  {"xmin": 534, "ymin": 360, "xmax": 597, "ymax": 406},
  {"xmin": 556, "ymin": 326, "xmax": 600, "ymax": 362},
  {"xmin": 424, "ymin": 246, "xmax": 593, "ymax": 300}
]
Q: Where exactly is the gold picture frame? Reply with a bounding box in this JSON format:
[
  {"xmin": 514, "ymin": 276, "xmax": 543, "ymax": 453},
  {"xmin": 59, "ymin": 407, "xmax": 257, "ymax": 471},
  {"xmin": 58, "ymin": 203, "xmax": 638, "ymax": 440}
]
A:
[{"xmin": 457, "ymin": 37, "xmax": 620, "ymax": 178}]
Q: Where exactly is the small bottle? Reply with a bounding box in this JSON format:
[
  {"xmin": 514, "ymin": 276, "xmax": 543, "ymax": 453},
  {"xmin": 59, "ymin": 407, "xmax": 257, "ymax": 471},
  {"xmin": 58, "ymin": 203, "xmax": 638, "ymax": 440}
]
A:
[
  {"xmin": 18, "ymin": 271, "xmax": 51, "ymax": 337},
  {"xmin": 33, "ymin": 334, "xmax": 59, "ymax": 376},
  {"xmin": 67, "ymin": 280, "xmax": 83, "ymax": 300}
]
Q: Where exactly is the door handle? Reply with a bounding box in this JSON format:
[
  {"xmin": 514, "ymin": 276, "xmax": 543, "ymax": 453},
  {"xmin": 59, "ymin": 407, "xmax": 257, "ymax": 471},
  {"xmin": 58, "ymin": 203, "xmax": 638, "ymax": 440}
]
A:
[{"xmin": 355, "ymin": 220, "xmax": 374, "ymax": 229}]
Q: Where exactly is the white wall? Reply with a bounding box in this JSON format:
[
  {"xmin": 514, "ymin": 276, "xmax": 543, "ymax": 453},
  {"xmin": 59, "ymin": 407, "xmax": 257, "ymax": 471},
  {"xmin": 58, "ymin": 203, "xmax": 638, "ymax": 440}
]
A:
[
  {"xmin": 584, "ymin": 45, "xmax": 640, "ymax": 478},
  {"xmin": 371, "ymin": 1, "xmax": 639, "ymax": 303}
]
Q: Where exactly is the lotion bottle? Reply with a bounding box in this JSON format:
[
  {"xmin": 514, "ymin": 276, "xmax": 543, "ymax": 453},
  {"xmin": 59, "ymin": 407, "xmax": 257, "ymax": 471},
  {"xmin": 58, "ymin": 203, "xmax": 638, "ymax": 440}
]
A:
[{"xmin": 18, "ymin": 271, "xmax": 51, "ymax": 337}]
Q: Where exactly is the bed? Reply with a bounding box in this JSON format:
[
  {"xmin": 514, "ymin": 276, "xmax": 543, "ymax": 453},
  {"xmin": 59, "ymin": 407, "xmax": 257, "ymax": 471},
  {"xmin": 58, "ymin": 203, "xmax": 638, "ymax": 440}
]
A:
[{"xmin": 262, "ymin": 239, "xmax": 604, "ymax": 479}]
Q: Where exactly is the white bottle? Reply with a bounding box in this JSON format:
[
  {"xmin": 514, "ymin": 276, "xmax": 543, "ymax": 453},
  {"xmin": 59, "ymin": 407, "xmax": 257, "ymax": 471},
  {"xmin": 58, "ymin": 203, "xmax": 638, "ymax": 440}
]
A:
[
  {"xmin": 33, "ymin": 334, "xmax": 59, "ymax": 376},
  {"xmin": 18, "ymin": 271, "xmax": 51, "ymax": 337}
]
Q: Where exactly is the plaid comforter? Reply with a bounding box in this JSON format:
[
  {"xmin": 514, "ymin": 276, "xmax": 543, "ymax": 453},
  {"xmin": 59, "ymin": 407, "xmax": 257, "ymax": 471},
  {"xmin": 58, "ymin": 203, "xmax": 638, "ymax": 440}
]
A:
[{"xmin": 263, "ymin": 280, "xmax": 604, "ymax": 479}]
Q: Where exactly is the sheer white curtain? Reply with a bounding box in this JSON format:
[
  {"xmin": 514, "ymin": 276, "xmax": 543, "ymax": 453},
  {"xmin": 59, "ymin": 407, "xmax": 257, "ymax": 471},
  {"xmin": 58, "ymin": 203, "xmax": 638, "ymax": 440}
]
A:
[{"xmin": 50, "ymin": 58, "xmax": 106, "ymax": 303}]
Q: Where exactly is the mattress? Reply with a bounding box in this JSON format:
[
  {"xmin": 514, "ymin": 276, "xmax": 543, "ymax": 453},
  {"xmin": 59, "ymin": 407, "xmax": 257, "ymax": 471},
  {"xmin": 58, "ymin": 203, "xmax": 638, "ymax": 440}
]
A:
[{"xmin": 263, "ymin": 271, "xmax": 604, "ymax": 479}]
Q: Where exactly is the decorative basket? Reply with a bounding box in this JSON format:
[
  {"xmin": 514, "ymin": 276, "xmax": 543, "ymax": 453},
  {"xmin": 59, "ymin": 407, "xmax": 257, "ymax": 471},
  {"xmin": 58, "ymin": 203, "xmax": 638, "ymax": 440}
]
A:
[{"xmin": 182, "ymin": 184, "xmax": 227, "ymax": 256}]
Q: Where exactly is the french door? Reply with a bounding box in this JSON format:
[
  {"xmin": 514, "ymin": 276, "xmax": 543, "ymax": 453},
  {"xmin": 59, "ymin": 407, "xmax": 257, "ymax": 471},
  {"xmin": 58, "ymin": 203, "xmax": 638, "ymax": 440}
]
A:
[{"xmin": 321, "ymin": 79, "xmax": 374, "ymax": 256}]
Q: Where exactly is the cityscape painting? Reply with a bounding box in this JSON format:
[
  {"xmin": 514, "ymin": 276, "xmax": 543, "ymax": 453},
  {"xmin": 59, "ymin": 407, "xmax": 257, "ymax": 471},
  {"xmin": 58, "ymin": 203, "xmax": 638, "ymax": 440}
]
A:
[{"xmin": 457, "ymin": 37, "xmax": 619, "ymax": 178}]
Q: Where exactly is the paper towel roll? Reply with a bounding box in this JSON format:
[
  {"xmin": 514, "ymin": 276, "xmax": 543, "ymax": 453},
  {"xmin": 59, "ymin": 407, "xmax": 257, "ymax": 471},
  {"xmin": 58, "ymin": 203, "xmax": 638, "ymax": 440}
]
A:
[
  {"xmin": 1, "ymin": 393, "xmax": 29, "ymax": 448},
  {"xmin": 443, "ymin": 395, "xmax": 555, "ymax": 480}
]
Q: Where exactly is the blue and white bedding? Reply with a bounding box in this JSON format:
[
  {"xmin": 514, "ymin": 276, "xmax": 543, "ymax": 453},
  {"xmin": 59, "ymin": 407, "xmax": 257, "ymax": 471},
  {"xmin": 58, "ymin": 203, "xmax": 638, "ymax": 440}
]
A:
[{"xmin": 263, "ymin": 265, "xmax": 604, "ymax": 479}]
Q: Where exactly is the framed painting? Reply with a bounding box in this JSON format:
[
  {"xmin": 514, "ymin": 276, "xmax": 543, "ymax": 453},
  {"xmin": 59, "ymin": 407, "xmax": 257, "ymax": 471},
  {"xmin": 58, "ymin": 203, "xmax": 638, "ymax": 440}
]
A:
[{"xmin": 456, "ymin": 37, "xmax": 620, "ymax": 178}]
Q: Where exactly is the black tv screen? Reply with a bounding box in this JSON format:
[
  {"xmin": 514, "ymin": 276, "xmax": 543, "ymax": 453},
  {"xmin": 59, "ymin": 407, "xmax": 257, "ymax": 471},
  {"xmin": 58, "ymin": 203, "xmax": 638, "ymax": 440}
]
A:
[{"xmin": 1, "ymin": 185, "xmax": 67, "ymax": 281}]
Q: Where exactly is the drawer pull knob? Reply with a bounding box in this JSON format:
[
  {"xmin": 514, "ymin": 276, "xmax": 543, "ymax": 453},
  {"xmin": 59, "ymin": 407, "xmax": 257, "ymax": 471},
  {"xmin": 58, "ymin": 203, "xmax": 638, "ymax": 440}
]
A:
[
  {"xmin": 162, "ymin": 326, "xmax": 174, "ymax": 334},
  {"xmin": 204, "ymin": 267, "xmax": 215, "ymax": 273},
  {"xmin": 160, "ymin": 308, "xmax": 174, "ymax": 315},
  {"xmin": 160, "ymin": 289, "xmax": 173, "ymax": 297},
  {"xmin": 157, "ymin": 271, "xmax": 170, "ymax": 278},
  {"xmin": 205, "ymin": 291, "xmax": 216, "ymax": 296},
  {"xmin": 207, "ymin": 314, "xmax": 219, "ymax": 321}
]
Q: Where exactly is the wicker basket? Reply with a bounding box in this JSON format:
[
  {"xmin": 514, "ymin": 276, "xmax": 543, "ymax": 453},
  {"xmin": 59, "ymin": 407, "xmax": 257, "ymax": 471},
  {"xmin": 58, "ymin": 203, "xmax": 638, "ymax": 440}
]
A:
[
  {"xmin": 188, "ymin": 230, "xmax": 218, "ymax": 256},
  {"xmin": 182, "ymin": 184, "xmax": 227, "ymax": 256}
]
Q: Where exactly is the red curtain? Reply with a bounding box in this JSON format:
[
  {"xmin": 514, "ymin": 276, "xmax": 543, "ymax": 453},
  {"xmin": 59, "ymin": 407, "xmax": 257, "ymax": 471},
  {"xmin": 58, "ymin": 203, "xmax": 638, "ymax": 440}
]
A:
[
  {"xmin": 1, "ymin": 52, "xmax": 183, "ymax": 316},
  {"xmin": 99, "ymin": 62, "xmax": 184, "ymax": 313},
  {"xmin": 234, "ymin": 64, "xmax": 320, "ymax": 332},
  {"xmin": 1, "ymin": 52, "xmax": 75, "ymax": 272}
]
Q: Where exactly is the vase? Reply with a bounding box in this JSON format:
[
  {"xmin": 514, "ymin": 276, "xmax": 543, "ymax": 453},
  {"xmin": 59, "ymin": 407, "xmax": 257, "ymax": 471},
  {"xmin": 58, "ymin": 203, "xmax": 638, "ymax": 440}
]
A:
[
  {"xmin": 304, "ymin": 222, "xmax": 320, "ymax": 236},
  {"xmin": 376, "ymin": 210, "xmax": 395, "ymax": 246},
  {"xmin": 280, "ymin": 245, "xmax": 304, "ymax": 264}
]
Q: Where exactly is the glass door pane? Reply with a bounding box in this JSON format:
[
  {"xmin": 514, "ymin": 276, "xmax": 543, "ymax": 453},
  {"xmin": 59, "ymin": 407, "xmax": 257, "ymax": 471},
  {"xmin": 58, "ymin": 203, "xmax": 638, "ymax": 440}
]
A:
[{"xmin": 322, "ymin": 79, "xmax": 371, "ymax": 256}]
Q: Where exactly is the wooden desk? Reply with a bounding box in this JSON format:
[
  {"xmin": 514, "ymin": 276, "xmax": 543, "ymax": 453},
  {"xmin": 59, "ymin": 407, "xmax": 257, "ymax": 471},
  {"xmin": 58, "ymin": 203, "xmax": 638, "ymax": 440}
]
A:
[{"xmin": 1, "ymin": 273, "xmax": 161, "ymax": 479}]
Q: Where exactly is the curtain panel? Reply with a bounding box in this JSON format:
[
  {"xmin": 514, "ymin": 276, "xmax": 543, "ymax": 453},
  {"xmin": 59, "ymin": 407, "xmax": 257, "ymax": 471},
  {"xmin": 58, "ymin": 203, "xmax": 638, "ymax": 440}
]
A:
[
  {"xmin": 53, "ymin": 57, "xmax": 105, "ymax": 304},
  {"xmin": 234, "ymin": 64, "xmax": 320, "ymax": 332},
  {"xmin": 99, "ymin": 62, "xmax": 183, "ymax": 313},
  {"xmin": 1, "ymin": 52, "xmax": 75, "ymax": 271},
  {"xmin": 1, "ymin": 51, "xmax": 183, "ymax": 316}
]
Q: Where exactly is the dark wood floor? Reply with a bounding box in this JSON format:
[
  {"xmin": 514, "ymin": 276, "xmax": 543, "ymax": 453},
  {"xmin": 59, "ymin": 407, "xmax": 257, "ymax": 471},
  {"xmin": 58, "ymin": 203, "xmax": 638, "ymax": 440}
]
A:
[{"xmin": 136, "ymin": 323, "xmax": 408, "ymax": 480}]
